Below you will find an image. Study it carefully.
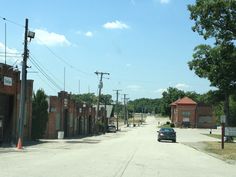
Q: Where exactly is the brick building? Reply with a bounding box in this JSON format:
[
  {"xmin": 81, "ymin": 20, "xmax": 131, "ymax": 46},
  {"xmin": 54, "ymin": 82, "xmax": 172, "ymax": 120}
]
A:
[
  {"xmin": 45, "ymin": 91, "xmax": 96, "ymax": 139},
  {"xmin": 0, "ymin": 63, "xmax": 33, "ymax": 144},
  {"xmin": 170, "ymin": 97, "xmax": 216, "ymax": 128}
]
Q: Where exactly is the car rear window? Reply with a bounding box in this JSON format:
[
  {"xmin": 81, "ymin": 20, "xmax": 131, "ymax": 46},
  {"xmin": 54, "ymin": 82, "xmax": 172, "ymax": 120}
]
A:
[{"xmin": 160, "ymin": 128, "xmax": 174, "ymax": 132}]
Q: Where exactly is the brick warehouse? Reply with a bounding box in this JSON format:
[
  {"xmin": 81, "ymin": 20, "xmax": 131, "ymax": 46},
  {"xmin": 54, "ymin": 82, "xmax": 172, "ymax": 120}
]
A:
[
  {"xmin": 45, "ymin": 91, "xmax": 97, "ymax": 139},
  {"xmin": 170, "ymin": 97, "xmax": 216, "ymax": 128},
  {"xmin": 0, "ymin": 63, "xmax": 33, "ymax": 144}
]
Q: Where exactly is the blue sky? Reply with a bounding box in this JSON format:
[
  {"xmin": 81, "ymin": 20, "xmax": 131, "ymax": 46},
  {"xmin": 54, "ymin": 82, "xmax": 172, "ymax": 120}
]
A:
[{"xmin": 0, "ymin": 0, "xmax": 214, "ymax": 100}]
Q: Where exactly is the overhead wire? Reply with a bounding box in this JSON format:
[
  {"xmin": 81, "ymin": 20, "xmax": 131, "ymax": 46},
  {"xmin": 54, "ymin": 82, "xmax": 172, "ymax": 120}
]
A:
[
  {"xmin": 0, "ymin": 16, "xmax": 24, "ymax": 28},
  {"xmin": 29, "ymin": 55, "xmax": 63, "ymax": 91},
  {"xmin": 33, "ymin": 36, "xmax": 94, "ymax": 77},
  {"xmin": 29, "ymin": 52, "xmax": 64, "ymax": 86}
]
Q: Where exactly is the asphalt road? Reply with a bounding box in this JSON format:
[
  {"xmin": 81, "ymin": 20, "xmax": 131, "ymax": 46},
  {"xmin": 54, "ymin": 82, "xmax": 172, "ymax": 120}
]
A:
[{"xmin": 0, "ymin": 116, "xmax": 235, "ymax": 177}]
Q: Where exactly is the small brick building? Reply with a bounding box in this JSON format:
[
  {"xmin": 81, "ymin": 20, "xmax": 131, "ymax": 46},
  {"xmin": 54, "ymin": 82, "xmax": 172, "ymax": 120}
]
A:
[
  {"xmin": 170, "ymin": 97, "xmax": 216, "ymax": 128},
  {"xmin": 0, "ymin": 63, "xmax": 33, "ymax": 144}
]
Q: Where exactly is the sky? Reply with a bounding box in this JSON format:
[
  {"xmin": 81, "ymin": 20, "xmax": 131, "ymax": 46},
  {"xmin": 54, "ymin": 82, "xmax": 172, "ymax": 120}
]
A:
[{"xmin": 0, "ymin": 0, "xmax": 215, "ymax": 100}]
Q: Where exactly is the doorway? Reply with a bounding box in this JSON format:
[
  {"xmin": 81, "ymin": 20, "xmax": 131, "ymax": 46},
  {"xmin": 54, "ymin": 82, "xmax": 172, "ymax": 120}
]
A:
[
  {"xmin": 63, "ymin": 109, "xmax": 68, "ymax": 138},
  {"xmin": 0, "ymin": 93, "xmax": 14, "ymax": 144}
]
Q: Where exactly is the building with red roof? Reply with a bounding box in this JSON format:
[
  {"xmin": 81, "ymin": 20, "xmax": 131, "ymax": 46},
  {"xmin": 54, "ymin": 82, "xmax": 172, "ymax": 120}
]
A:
[{"xmin": 170, "ymin": 97, "xmax": 216, "ymax": 128}]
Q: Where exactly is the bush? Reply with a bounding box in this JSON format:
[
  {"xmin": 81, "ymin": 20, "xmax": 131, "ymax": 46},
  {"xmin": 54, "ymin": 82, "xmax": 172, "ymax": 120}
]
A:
[
  {"xmin": 166, "ymin": 121, "xmax": 170, "ymax": 125},
  {"xmin": 170, "ymin": 123, "xmax": 175, "ymax": 127}
]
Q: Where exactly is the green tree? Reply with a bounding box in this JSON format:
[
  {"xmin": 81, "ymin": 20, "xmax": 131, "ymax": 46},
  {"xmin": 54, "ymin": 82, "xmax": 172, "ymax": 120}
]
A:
[
  {"xmin": 32, "ymin": 89, "xmax": 48, "ymax": 140},
  {"xmin": 72, "ymin": 93, "xmax": 97, "ymax": 105},
  {"xmin": 188, "ymin": 0, "xmax": 236, "ymax": 44},
  {"xmin": 188, "ymin": 0, "xmax": 236, "ymax": 125},
  {"xmin": 100, "ymin": 94, "xmax": 113, "ymax": 105},
  {"xmin": 160, "ymin": 87, "xmax": 185, "ymax": 116}
]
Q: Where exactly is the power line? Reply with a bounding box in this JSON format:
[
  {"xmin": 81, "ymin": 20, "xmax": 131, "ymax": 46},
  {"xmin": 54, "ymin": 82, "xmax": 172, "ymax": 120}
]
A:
[
  {"xmin": 0, "ymin": 16, "xmax": 24, "ymax": 28},
  {"xmin": 29, "ymin": 53, "xmax": 64, "ymax": 86},
  {"xmin": 34, "ymin": 36, "xmax": 94, "ymax": 77},
  {"xmin": 35, "ymin": 73, "xmax": 59, "ymax": 93},
  {"xmin": 29, "ymin": 56, "xmax": 63, "ymax": 91}
]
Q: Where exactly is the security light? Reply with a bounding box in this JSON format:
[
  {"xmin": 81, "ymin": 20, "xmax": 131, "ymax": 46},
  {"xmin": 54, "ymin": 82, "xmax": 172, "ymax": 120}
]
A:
[{"xmin": 27, "ymin": 31, "xmax": 35, "ymax": 40}]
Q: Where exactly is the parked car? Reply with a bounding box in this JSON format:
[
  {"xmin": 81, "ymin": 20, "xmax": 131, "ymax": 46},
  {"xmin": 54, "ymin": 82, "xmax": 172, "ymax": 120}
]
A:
[
  {"xmin": 107, "ymin": 125, "xmax": 116, "ymax": 133},
  {"xmin": 157, "ymin": 127, "xmax": 176, "ymax": 142}
]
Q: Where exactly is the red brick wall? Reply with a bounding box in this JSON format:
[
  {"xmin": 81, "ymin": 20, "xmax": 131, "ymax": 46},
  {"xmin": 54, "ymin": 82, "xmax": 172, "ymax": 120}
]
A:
[
  {"xmin": 0, "ymin": 64, "xmax": 33, "ymax": 142},
  {"xmin": 175, "ymin": 104, "xmax": 197, "ymax": 127},
  {"xmin": 196, "ymin": 106, "xmax": 216, "ymax": 128}
]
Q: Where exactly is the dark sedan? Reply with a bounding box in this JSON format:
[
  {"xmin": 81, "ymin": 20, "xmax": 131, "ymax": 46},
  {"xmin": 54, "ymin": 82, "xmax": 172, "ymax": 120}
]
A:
[
  {"xmin": 157, "ymin": 127, "xmax": 176, "ymax": 142},
  {"xmin": 107, "ymin": 125, "xmax": 116, "ymax": 133}
]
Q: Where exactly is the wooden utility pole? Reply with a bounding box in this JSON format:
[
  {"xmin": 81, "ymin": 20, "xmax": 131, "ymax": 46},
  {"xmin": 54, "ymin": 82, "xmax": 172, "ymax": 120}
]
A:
[
  {"xmin": 123, "ymin": 94, "xmax": 128, "ymax": 125},
  {"xmin": 94, "ymin": 71, "xmax": 109, "ymax": 132},
  {"xmin": 17, "ymin": 18, "xmax": 29, "ymax": 149},
  {"xmin": 113, "ymin": 89, "xmax": 121, "ymax": 131}
]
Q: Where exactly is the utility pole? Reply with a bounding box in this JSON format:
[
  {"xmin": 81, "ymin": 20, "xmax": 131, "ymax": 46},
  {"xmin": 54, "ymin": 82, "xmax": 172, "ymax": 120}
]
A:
[
  {"xmin": 126, "ymin": 97, "xmax": 130, "ymax": 127},
  {"xmin": 95, "ymin": 71, "xmax": 110, "ymax": 131},
  {"xmin": 113, "ymin": 89, "xmax": 121, "ymax": 131},
  {"xmin": 17, "ymin": 19, "xmax": 29, "ymax": 149},
  {"xmin": 17, "ymin": 18, "xmax": 35, "ymax": 149},
  {"xmin": 123, "ymin": 94, "xmax": 128, "ymax": 125},
  {"xmin": 4, "ymin": 20, "xmax": 6, "ymax": 64}
]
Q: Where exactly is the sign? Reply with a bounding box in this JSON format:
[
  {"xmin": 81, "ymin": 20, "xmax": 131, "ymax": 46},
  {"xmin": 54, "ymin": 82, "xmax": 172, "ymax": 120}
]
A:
[
  {"xmin": 220, "ymin": 115, "xmax": 226, "ymax": 123},
  {"xmin": 4, "ymin": 76, "xmax": 12, "ymax": 86}
]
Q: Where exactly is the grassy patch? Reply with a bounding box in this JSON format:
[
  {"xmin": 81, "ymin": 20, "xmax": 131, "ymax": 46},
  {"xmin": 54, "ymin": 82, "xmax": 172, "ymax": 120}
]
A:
[
  {"xmin": 203, "ymin": 141, "xmax": 236, "ymax": 161},
  {"xmin": 203, "ymin": 133, "xmax": 221, "ymax": 139},
  {"xmin": 203, "ymin": 133, "xmax": 236, "ymax": 141}
]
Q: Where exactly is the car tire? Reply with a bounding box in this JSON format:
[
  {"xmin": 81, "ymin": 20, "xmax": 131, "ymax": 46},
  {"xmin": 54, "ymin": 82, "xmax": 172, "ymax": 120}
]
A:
[
  {"xmin": 158, "ymin": 139, "xmax": 160, "ymax": 142},
  {"xmin": 172, "ymin": 139, "xmax": 176, "ymax": 143}
]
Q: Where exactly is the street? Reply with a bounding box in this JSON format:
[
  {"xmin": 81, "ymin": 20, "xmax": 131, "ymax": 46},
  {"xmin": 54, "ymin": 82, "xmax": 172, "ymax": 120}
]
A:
[{"xmin": 0, "ymin": 116, "xmax": 235, "ymax": 177}]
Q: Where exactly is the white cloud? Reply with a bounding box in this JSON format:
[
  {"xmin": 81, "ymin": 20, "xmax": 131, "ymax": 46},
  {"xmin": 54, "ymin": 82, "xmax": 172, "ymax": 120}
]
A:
[
  {"xmin": 159, "ymin": 0, "xmax": 170, "ymax": 4},
  {"xmin": 154, "ymin": 88, "xmax": 167, "ymax": 93},
  {"xmin": 34, "ymin": 29, "xmax": 71, "ymax": 46},
  {"xmin": 85, "ymin": 31, "xmax": 93, "ymax": 37},
  {"xmin": 175, "ymin": 83, "xmax": 190, "ymax": 90},
  {"xmin": 127, "ymin": 85, "xmax": 141, "ymax": 91},
  {"xmin": 0, "ymin": 42, "xmax": 21, "ymax": 64},
  {"xmin": 103, "ymin": 21, "xmax": 129, "ymax": 30}
]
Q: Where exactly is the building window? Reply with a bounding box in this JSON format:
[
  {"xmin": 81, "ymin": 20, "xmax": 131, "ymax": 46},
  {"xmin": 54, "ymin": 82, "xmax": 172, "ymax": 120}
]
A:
[{"xmin": 182, "ymin": 111, "xmax": 191, "ymax": 117}]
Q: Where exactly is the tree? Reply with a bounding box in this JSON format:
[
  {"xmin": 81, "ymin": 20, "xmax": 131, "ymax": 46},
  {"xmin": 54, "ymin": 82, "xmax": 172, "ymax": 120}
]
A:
[
  {"xmin": 100, "ymin": 94, "xmax": 113, "ymax": 105},
  {"xmin": 31, "ymin": 89, "xmax": 48, "ymax": 140},
  {"xmin": 188, "ymin": 0, "xmax": 236, "ymax": 125},
  {"xmin": 188, "ymin": 0, "xmax": 236, "ymax": 44},
  {"xmin": 160, "ymin": 87, "xmax": 185, "ymax": 116},
  {"xmin": 72, "ymin": 93, "xmax": 97, "ymax": 105}
]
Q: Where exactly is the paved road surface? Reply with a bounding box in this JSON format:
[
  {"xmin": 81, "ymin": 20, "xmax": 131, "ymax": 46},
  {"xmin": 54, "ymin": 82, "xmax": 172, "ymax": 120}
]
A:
[{"xmin": 0, "ymin": 116, "xmax": 235, "ymax": 177}]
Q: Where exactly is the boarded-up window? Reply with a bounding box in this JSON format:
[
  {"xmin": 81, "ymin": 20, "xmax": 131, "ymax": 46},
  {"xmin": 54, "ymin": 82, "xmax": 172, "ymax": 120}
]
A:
[
  {"xmin": 56, "ymin": 113, "xmax": 61, "ymax": 130},
  {"xmin": 198, "ymin": 116, "xmax": 212, "ymax": 123}
]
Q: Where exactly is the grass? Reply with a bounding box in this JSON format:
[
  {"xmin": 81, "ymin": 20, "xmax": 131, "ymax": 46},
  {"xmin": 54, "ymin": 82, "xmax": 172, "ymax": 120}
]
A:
[
  {"xmin": 199, "ymin": 133, "xmax": 236, "ymax": 162},
  {"xmin": 203, "ymin": 133, "xmax": 221, "ymax": 139},
  {"xmin": 203, "ymin": 141, "xmax": 236, "ymax": 161}
]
